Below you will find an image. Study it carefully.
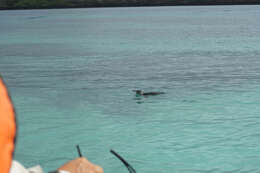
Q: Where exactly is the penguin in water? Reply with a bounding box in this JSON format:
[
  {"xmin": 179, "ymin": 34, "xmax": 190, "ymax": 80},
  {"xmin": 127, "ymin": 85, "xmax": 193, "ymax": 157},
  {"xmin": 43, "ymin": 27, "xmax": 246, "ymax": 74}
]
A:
[{"xmin": 133, "ymin": 90, "xmax": 165, "ymax": 97}]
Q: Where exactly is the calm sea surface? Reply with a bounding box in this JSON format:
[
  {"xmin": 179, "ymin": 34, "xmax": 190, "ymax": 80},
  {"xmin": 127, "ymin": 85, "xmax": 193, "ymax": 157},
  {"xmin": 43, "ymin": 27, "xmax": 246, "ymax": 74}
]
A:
[{"xmin": 1, "ymin": 5, "xmax": 260, "ymax": 173}]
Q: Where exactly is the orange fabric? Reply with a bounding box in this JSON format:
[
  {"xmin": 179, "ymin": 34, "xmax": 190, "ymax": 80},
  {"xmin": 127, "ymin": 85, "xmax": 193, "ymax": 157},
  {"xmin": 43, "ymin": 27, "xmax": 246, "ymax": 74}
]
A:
[{"xmin": 0, "ymin": 78, "xmax": 16, "ymax": 173}]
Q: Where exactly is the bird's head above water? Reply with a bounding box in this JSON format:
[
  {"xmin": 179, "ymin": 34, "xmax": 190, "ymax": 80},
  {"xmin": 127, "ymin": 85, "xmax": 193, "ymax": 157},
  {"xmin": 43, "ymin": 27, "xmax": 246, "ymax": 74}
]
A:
[{"xmin": 133, "ymin": 90, "xmax": 144, "ymax": 96}]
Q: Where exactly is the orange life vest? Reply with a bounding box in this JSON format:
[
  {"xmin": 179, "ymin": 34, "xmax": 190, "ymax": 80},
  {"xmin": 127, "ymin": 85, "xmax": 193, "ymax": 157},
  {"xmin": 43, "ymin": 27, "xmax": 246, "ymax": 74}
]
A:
[{"xmin": 0, "ymin": 77, "xmax": 16, "ymax": 173}]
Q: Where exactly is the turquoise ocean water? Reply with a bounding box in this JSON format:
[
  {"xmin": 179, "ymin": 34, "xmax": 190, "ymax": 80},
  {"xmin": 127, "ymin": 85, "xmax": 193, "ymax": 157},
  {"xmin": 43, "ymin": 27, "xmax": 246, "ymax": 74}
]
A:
[{"xmin": 1, "ymin": 5, "xmax": 260, "ymax": 173}]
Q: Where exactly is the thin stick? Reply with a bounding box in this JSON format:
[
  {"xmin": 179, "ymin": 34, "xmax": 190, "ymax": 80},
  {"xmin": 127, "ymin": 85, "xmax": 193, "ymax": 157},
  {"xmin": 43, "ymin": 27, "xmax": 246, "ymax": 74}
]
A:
[
  {"xmin": 110, "ymin": 149, "xmax": 136, "ymax": 173},
  {"xmin": 76, "ymin": 145, "xmax": 83, "ymax": 157}
]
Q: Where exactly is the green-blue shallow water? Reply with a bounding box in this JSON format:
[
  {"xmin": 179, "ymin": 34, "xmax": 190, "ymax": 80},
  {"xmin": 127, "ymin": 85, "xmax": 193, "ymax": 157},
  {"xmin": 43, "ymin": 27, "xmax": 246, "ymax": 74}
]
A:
[{"xmin": 1, "ymin": 5, "xmax": 260, "ymax": 173}]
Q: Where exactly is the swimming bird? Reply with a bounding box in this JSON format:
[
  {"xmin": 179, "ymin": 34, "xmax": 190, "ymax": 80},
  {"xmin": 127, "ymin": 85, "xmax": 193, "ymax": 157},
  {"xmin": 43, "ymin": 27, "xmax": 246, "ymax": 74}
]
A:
[{"xmin": 133, "ymin": 90, "xmax": 165, "ymax": 97}]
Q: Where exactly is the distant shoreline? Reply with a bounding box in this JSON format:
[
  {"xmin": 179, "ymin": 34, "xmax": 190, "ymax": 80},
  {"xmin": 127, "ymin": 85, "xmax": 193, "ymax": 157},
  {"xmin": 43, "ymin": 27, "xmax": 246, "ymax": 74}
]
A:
[{"xmin": 1, "ymin": 0, "xmax": 260, "ymax": 11}]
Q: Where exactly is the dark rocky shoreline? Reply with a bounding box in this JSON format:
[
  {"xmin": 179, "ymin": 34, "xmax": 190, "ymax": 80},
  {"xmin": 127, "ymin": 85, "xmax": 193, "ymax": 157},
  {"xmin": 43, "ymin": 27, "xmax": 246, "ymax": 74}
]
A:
[{"xmin": 1, "ymin": 0, "xmax": 260, "ymax": 10}]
